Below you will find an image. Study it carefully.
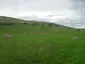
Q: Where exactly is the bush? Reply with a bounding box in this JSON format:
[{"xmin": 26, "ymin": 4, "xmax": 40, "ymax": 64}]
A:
[{"xmin": 77, "ymin": 29, "xmax": 80, "ymax": 31}]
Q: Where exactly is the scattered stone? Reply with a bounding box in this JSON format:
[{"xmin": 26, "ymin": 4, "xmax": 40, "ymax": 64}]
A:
[
  {"xmin": 4, "ymin": 34, "xmax": 12, "ymax": 39},
  {"xmin": 72, "ymin": 37, "xmax": 79, "ymax": 40}
]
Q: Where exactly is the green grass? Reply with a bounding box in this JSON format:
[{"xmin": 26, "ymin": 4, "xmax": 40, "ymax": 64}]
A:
[{"xmin": 0, "ymin": 23, "xmax": 85, "ymax": 64}]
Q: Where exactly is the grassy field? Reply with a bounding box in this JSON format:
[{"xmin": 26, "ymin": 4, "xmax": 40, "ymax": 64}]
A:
[{"xmin": 0, "ymin": 20, "xmax": 85, "ymax": 64}]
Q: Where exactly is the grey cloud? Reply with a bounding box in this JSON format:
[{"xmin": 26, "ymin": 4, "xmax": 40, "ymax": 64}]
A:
[
  {"xmin": 0, "ymin": 0, "xmax": 73, "ymax": 17},
  {"xmin": 0, "ymin": 0, "xmax": 72, "ymax": 12}
]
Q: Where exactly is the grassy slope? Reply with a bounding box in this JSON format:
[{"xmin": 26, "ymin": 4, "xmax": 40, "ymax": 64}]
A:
[{"xmin": 0, "ymin": 16, "xmax": 85, "ymax": 64}]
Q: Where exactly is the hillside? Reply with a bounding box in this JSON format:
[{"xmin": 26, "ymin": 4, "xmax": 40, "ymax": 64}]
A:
[
  {"xmin": 0, "ymin": 16, "xmax": 76, "ymax": 34},
  {"xmin": 0, "ymin": 16, "xmax": 75, "ymax": 28}
]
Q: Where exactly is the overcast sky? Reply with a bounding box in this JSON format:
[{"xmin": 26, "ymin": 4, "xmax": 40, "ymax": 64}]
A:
[
  {"xmin": 0, "ymin": 0, "xmax": 73, "ymax": 16},
  {"xmin": 0, "ymin": 0, "xmax": 85, "ymax": 28}
]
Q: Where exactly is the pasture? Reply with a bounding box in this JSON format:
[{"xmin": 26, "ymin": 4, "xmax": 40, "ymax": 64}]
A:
[{"xmin": 0, "ymin": 23, "xmax": 85, "ymax": 64}]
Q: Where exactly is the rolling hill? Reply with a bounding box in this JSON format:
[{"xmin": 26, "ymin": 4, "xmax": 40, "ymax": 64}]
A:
[
  {"xmin": 0, "ymin": 16, "xmax": 76, "ymax": 34},
  {"xmin": 0, "ymin": 16, "xmax": 75, "ymax": 28}
]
